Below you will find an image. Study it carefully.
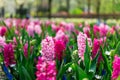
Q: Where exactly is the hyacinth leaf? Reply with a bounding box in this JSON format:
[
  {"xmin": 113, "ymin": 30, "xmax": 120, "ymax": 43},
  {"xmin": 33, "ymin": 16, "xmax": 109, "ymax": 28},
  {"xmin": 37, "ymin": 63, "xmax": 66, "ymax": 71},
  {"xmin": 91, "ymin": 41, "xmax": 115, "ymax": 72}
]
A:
[
  {"xmin": 26, "ymin": 32, "xmax": 31, "ymax": 58},
  {"xmin": 21, "ymin": 66, "xmax": 32, "ymax": 80},
  {"xmin": 57, "ymin": 61, "xmax": 72, "ymax": 80},
  {"xmin": 72, "ymin": 31, "xmax": 77, "ymax": 43},
  {"xmin": 21, "ymin": 28, "xmax": 26, "ymax": 44},
  {"xmin": 117, "ymin": 75, "xmax": 120, "ymax": 80},
  {"xmin": 89, "ymin": 51, "xmax": 100, "ymax": 78},
  {"xmin": 74, "ymin": 63, "xmax": 88, "ymax": 80},
  {"xmin": 100, "ymin": 46, "xmax": 112, "ymax": 75},
  {"xmin": 19, "ymin": 66, "xmax": 32, "ymax": 80},
  {"xmin": 46, "ymin": 26, "xmax": 55, "ymax": 36},
  {"xmin": 115, "ymin": 41, "xmax": 120, "ymax": 56},
  {"xmin": 84, "ymin": 39, "xmax": 90, "ymax": 72}
]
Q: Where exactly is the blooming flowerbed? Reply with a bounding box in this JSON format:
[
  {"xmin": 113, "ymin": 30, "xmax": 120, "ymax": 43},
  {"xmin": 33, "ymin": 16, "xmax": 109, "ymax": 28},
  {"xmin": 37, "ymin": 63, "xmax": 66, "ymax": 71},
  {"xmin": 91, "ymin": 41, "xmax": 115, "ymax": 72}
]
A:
[{"xmin": 0, "ymin": 18, "xmax": 120, "ymax": 80}]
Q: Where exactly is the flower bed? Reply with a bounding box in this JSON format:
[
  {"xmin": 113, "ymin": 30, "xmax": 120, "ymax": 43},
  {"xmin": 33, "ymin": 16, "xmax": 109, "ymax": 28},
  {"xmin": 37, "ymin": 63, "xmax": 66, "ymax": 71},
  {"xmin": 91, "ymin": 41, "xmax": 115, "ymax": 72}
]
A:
[{"xmin": 0, "ymin": 18, "xmax": 120, "ymax": 80}]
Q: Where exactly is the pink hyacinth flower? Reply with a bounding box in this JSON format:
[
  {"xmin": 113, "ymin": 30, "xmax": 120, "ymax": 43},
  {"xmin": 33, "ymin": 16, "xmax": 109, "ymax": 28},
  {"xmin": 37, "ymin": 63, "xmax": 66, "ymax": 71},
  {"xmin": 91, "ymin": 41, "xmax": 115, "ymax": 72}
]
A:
[
  {"xmin": 93, "ymin": 25, "xmax": 100, "ymax": 37},
  {"xmin": 55, "ymin": 29, "xmax": 69, "ymax": 45},
  {"xmin": 112, "ymin": 55, "xmax": 120, "ymax": 80},
  {"xmin": 0, "ymin": 36, "xmax": 6, "ymax": 53},
  {"xmin": 27, "ymin": 24, "xmax": 34, "ymax": 37},
  {"xmin": 23, "ymin": 43, "xmax": 33, "ymax": 58},
  {"xmin": 36, "ymin": 57, "xmax": 56, "ymax": 80},
  {"xmin": 0, "ymin": 27, "xmax": 7, "ymax": 36},
  {"xmin": 34, "ymin": 25, "xmax": 42, "ymax": 35},
  {"xmin": 77, "ymin": 32, "xmax": 87, "ymax": 60},
  {"xmin": 65, "ymin": 23, "xmax": 74, "ymax": 32},
  {"xmin": 55, "ymin": 40, "xmax": 65, "ymax": 60},
  {"xmin": 92, "ymin": 38, "xmax": 100, "ymax": 59},
  {"xmin": 3, "ymin": 43, "xmax": 16, "ymax": 67},
  {"xmin": 41, "ymin": 36, "xmax": 55, "ymax": 61},
  {"xmin": 83, "ymin": 26, "xmax": 90, "ymax": 37},
  {"xmin": 92, "ymin": 38, "xmax": 106, "ymax": 62},
  {"xmin": 99, "ymin": 23, "xmax": 110, "ymax": 37}
]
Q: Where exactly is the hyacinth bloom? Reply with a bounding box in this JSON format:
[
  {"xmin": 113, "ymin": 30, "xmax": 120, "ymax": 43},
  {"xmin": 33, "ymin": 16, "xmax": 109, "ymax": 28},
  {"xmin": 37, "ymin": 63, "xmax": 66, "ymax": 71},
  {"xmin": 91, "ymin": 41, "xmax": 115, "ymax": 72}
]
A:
[
  {"xmin": 34, "ymin": 25, "xmax": 42, "ymax": 35},
  {"xmin": 23, "ymin": 43, "xmax": 33, "ymax": 58},
  {"xmin": 0, "ymin": 27, "xmax": 7, "ymax": 36},
  {"xmin": 65, "ymin": 23, "xmax": 74, "ymax": 32},
  {"xmin": 59, "ymin": 21, "xmax": 66, "ymax": 27},
  {"xmin": 3, "ymin": 43, "xmax": 16, "ymax": 67},
  {"xmin": 112, "ymin": 55, "xmax": 120, "ymax": 80},
  {"xmin": 55, "ymin": 40, "xmax": 65, "ymax": 60},
  {"xmin": 36, "ymin": 57, "xmax": 56, "ymax": 80},
  {"xmin": 92, "ymin": 38, "xmax": 100, "ymax": 59},
  {"xmin": 92, "ymin": 38, "xmax": 106, "ymax": 62},
  {"xmin": 55, "ymin": 29, "xmax": 69, "ymax": 45},
  {"xmin": 99, "ymin": 23, "xmax": 110, "ymax": 37},
  {"xmin": 41, "ymin": 36, "xmax": 55, "ymax": 61},
  {"xmin": 23, "ymin": 43, "xmax": 28, "ymax": 57},
  {"xmin": 87, "ymin": 38, "xmax": 92, "ymax": 47},
  {"xmin": 4, "ymin": 19, "xmax": 12, "ymax": 27},
  {"xmin": 79, "ymin": 23, "xmax": 82, "ymax": 28},
  {"xmin": 83, "ymin": 26, "xmax": 90, "ymax": 37},
  {"xmin": 0, "ymin": 36, "xmax": 6, "ymax": 52},
  {"xmin": 27, "ymin": 24, "xmax": 34, "ymax": 37},
  {"xmin": 77, "ymin": 32, "xmax": 87, "ymax": 60},
  {"xmin": 109, "ymin": 27, "xmax": 115, "ymax": 34},
  {"xmin": 93, "ymin": 25, "xmax": 100, "ymax": 37},
  {"xmin": 51, "ymin": 23, "xmax": 59, "ymax": 32},
  {"xmin": 20, "ymin": 19, "xmax": 30, "ymax": 28},
  {"xmin": 46, "ymin": 20, "xmax": 51, "ymax": 26}
]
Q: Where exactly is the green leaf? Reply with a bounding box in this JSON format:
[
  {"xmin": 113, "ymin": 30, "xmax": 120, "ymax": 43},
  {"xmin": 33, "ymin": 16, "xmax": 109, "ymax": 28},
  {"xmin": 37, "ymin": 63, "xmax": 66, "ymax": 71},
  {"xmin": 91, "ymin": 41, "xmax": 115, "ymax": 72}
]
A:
[
  {"xmin": 115, "ymin": 41, "xmax": 120, "ymax": 56},
  {"xmin": 117, "ymin": 75, "xmax": 120, "ymax": 80},
  {"xmin": 21, "ymin": 66, "xmax": 32, "ymax": 80},
  {"xmin": 89, "ymin": 52, "xmax": 100, "ymax": 79},
  {"xmin": 57, "ymin": 61, "xmax": 72, "ymax": 80},
  {"xmin": 84, "ymin": 39, "xmax": 90, "ymax": 72},
  {"xmin": 100, "ymin": 46, "xmax": 112, "ymax": 75},
  {"xmin": 89, "ymin": 52, "xmax": 99, "ymax": 73},
  {"xmin": 75, "ymin": 64, "xmax": 88, "ymax": 80}
]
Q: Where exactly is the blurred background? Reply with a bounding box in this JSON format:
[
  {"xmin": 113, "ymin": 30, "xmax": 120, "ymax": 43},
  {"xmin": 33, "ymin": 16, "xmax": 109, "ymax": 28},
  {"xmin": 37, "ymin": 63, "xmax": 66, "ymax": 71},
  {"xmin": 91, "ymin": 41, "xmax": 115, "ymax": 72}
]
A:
[{"xmin": 0, "ymin": 0, "xmax": 120, "ymax": 19}]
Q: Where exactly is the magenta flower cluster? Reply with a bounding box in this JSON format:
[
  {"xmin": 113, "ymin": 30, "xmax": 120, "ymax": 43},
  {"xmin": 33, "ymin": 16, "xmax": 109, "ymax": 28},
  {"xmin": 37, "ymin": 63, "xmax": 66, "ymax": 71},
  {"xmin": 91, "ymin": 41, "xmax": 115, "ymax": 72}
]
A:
[
  {"xmin": 112, "ymin": 55, "xmax": 120, "ymax": 80},
  {"xmin": 36, "ymin": 57, "xmax": 56, "ymax": 80},
  {"xmin": 3, "ymin": 43, "xmax": 16, "ymax": 67}
]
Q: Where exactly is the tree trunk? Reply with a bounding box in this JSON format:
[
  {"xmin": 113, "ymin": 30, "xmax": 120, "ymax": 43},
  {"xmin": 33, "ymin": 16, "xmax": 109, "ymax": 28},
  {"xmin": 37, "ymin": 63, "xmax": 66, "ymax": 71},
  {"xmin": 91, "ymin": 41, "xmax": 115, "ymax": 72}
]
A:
[
  {"xmin": 96, "ymin": 0, "xmax": 101, "ymax": 19},
  {"xmin": 48, "ymin": 0, "xmax": 52, "ymax": 19},
  {"xmin": 66, "ymin": 0, "xmax": 70, "ymax": 14},
  {"xmin": 88, "ymin": 0, "xmax": 91, "ymax": 14}
]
